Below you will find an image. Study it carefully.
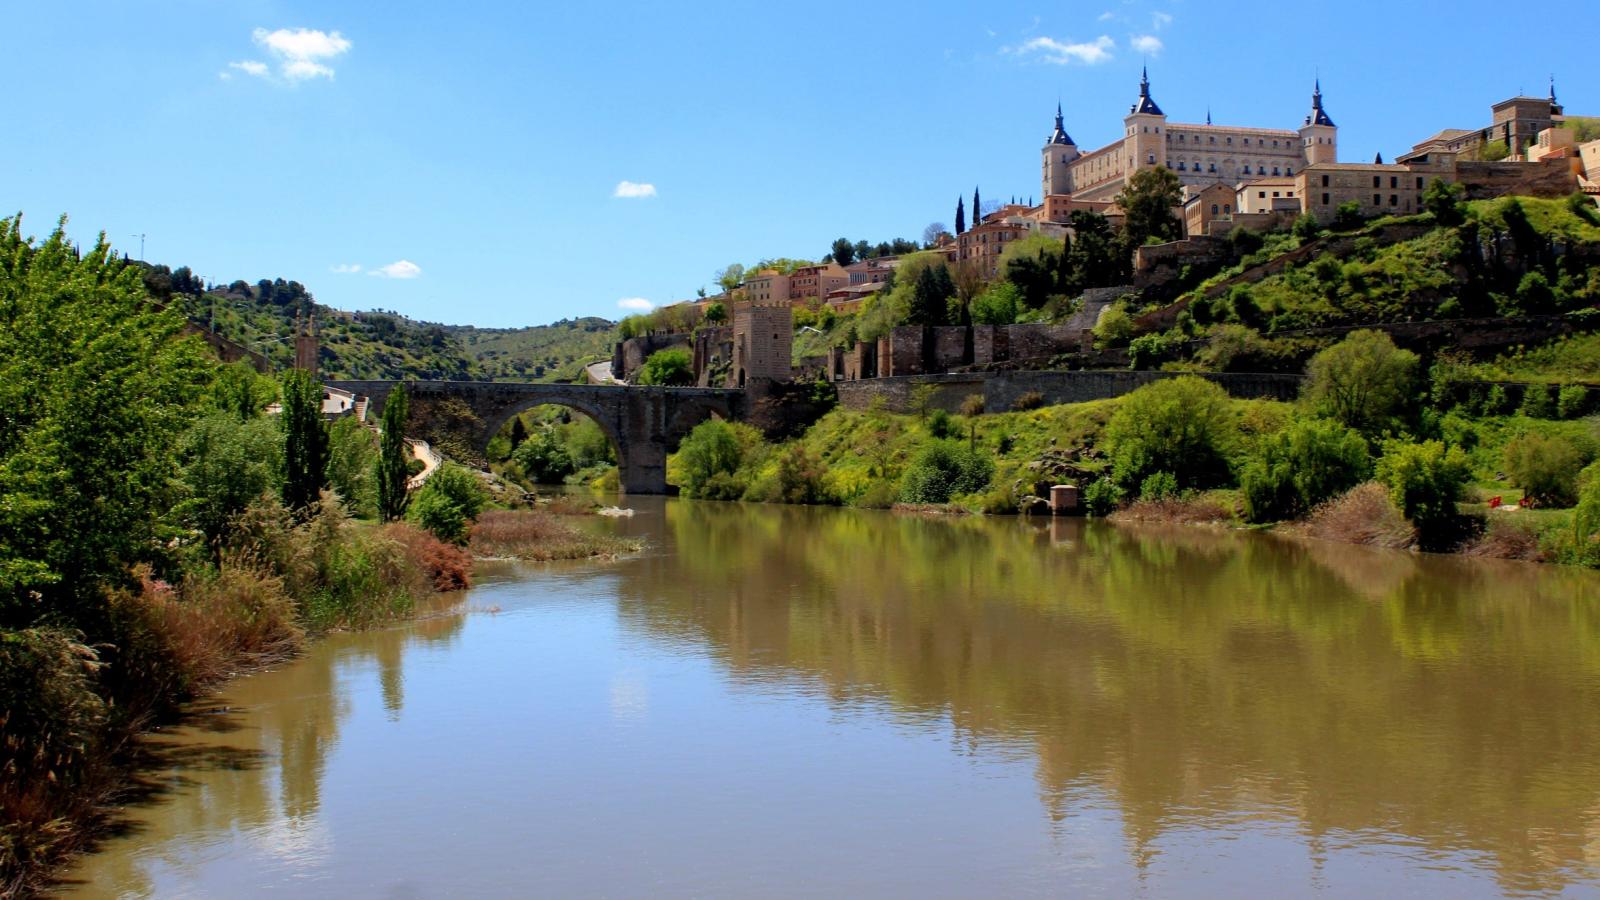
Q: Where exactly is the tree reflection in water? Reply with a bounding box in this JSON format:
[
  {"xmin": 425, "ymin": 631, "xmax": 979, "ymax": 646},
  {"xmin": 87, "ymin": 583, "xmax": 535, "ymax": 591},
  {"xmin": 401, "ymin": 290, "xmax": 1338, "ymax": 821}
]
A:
[{"xmin": 610, "ymin": 501, "xmax": 1600, "ymax": 895}]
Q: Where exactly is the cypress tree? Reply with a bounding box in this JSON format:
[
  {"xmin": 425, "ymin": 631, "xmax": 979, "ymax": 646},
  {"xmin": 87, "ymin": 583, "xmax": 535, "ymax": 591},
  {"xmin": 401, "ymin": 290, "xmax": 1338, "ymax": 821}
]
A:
[
  {"xmin": 955, "ymin": 197, "xmax": 966, "ymax": 235},
  {"xmin": 509, "ymin": 415, "xmax": 528, "ymax": 449},
  {"xmin": 376, "ymin": 383, "xmax": 411, "ymax": 522},
  {"xmin": 281, "ymin": 368, "xmax": 329, "ymax": 512},
  {"xmin": 973, "ymin": 186, "xmax": 982, "ymax": 225}
]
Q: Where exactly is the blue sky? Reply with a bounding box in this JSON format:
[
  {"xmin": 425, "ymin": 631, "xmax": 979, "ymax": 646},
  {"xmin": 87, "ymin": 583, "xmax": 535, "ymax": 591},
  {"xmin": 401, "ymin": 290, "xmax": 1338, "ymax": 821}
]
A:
[{"xmin": 2, "ymin": 1, "xmax": 1589, "ymax": 327}]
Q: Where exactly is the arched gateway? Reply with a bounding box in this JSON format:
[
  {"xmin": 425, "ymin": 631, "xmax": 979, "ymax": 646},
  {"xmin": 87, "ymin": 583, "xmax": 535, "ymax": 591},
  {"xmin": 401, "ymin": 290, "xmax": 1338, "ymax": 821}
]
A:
[{"xmin": 325, "ymin": 381, "xmax": 744, "ymax": 495}]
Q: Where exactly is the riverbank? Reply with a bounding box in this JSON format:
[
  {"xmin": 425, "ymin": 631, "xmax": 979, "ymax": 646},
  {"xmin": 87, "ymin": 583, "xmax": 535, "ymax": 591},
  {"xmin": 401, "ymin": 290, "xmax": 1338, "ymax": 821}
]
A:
[
  {"xmin": 651, "ymin": 350, "xmax": 1600, "ymax": 568},
  {"xmin": 0, "ymin": 500, "xmax": 637, "ymax": 898}
]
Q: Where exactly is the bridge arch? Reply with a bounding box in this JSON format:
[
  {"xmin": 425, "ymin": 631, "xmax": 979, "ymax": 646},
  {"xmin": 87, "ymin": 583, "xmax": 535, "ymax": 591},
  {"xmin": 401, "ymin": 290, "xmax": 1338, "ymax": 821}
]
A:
[{"xmin": 325, "ymin": 380, "xmax": 745, "ymax": 495}]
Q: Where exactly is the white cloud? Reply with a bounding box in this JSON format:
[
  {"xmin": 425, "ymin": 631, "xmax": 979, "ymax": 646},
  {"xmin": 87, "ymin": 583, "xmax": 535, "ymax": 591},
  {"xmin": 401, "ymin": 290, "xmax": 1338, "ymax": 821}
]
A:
[
  {"xmin": 1008, "ymin": 35, "xmax": 1115, "ymax": 65},
  {"xmin": 226, "ymin": 27, "xmax": 351, "ymax": 83},
  {"xmin": 617, "ymin": 297, "xmax": 654, "ymax": 311},
  {"xmin": 227, "ymin": 60, "xmax": 269, "ymax": 79},
  {"xmin": 613, "ymin": 180, "xmax": 657, "ymax": 199},
  {"xmin": 1130, "ymin": 34, "xmax": 1164, "ymax": 56},
  {"xmin": 1152, "ymin": 11, "xmax": 1174, "ymax": 29},
  {"xmin": 330, "ymin": 263, "xmax": 362, "ymax": 274},
  {"xmin": 370, "ymin": 260, "xmax": 421, "ymax": 279},
  {"xmin": 1098, "ymin": 11, "xmax": 1116, "ymax": 21}
]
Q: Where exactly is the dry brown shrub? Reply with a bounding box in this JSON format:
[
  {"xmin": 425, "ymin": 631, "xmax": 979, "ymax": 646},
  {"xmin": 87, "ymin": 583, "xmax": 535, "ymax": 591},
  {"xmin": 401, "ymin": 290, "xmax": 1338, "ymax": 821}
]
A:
[
  {"xmin": 384, "ymin": 523, "xmax": 473, "ymax": 591},
  {"xmin": 1299, "ymin": 482, "xmax": 1417, "ymax": 549},
  {"xmin": 1110, "ymin": 497, "xmax": 1234, "ymax": 525},
  {"xmin": 541, "ymin": 494, "xmax": 600, "ymax": 516},
  {"xmin": 1460, "ymin": 517, "xmax": 1548, "ymax": 562}
]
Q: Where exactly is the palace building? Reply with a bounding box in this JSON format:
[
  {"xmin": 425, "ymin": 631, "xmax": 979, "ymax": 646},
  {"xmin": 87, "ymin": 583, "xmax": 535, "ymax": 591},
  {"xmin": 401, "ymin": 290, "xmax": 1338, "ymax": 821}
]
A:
[{"xmin": 1040, "ymin": 69, "xmax": 1338, "ymax": 207}]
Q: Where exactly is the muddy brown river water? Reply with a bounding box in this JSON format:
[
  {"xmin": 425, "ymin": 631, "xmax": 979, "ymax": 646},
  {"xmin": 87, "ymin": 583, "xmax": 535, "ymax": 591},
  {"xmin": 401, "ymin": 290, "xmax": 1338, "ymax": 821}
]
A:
[{"xmin": 58, "ymin": 499, "xmax": 1600, "ymax": 897}]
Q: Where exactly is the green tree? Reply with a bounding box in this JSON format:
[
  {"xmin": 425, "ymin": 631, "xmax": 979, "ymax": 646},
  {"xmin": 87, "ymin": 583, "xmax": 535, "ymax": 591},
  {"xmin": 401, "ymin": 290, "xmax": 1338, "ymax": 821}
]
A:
[
  {"xmin": 899, "ymin": 440, "xmax": 994, "ymax": 504},
  {"xmin": 703, "ymin": 302, "xmax": 727, "ymax": 325},
  {"xmin": 1115, "ymin": 166, "xmax": 1184, "ymax": 249},
  {"xmin": 1303, "ymin": 330, "xmax": 1421, "ymax": 437},
  {"xmin": 1104, "ymin": 376, "xmax": 1237, "ymax": 491},
  {"xmin": 0, "ymin": 216, "xmax": 212, "ymax": 624},
  {"xmin": 327, "ymin": 416, "xmax": 379, "ymax": 517},
  {"xmin": 1423, "ymin": 178, "xmax": 1467, "ymax": 226},
  {"xmin": 175, "ymin": 412, "xmax": 283, "ymax": 552},
  {"xmin": 907, "ymin": 262, "xmax": 955, "ymax": 326},
  {"xmin": 636, "ymin": 348, "xmax": 694, "ymax": 386},
  {"xmin": 1240, "ymin": 419, "xmax": 1371, "ymax": 522},
  {"xmin": 1292, "ymin": 213, "xmax": 1322, "ymax": 243},
  {"xmin": 1376, "ymin": 440, "xmax": 1471, "ymax": 538},
  {"xmin": 279, "ymin": 369, "xmax": 329, "ymax": 513},
  {"xmin": 406, "ymin": 463, "xmax": 486, "ymax": 544},
  {"xmin": 376, "ymin": 384, "xmax": 411, "ymax": 522},
  {"xmin": 675, "ymin": 419, "xmax": 748, "ymax": 498},
  {"xmin": 830, "ymin": 238, "xmax": 857, "ymax": 268},
  {"xmin": 970, "ymin": 282, "xmax": 1021, "ymax": 325},
  {"xmin": 512, "ymin": 429, "xmax": 576, "ymax": 484},
  {"xmin": 1503, "ymin": 432, "xmax": 1585, "ymax": 507}
]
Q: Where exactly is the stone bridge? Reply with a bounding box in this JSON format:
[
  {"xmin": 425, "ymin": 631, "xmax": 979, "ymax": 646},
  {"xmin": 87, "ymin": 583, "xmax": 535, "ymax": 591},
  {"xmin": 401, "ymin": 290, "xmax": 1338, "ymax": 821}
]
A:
[{"xmin": 326, "ymin": 380, "xmax": 745, "ymax": 494}]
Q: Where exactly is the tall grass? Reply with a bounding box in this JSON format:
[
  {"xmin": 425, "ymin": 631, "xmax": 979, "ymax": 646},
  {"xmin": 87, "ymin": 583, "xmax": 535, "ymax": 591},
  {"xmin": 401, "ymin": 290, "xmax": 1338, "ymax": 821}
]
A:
[
  {"xmin": 469, "ymin": 509, "xmax": 642, "ymax": 561},
  {"xmin": 1297, "ymin": 483, "xmax": 1417, "ymax": 549}
]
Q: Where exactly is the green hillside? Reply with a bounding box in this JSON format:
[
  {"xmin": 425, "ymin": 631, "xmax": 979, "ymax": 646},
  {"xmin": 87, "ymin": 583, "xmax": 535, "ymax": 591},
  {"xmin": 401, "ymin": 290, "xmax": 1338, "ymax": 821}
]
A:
[{"xmin": 156, "ymin": 274, "xmax": 615, "ymax": 382}]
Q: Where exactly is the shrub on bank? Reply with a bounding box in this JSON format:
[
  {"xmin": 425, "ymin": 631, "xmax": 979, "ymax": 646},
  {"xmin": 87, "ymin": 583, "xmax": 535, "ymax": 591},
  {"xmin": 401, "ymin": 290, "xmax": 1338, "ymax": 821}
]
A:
[
  {"xmin": 1300, "ymin": 482, "xmax": 1417, "ymax": 549},
  {"xmin": 1503, "ymin": 432, "xmax": 1584, "ymax": 507},
  {"xmin": 407, "ymin": 463, "xmax": 488, "ymax": 544},
  {"xmin": 1240, "ymin": 419, "xmax": 1371, "ymax": 523},
  {"xmin": 899, "ymin": 441, "xmax": 994, "ymax": 505},
  {"xmin": 1104, "ymin": 376, "xmax": 1237, "ymax": 491},
  {"xmin": 1376, "ymin": 440, "xmax": 1472, "ymax": 541}
]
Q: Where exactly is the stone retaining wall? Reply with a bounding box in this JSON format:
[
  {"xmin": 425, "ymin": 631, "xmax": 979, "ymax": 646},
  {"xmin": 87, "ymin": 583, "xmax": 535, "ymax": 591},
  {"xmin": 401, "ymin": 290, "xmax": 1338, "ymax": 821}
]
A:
[{"xmin": 836, "ymin": 370, "xmax": 1305, "ymax": 414}]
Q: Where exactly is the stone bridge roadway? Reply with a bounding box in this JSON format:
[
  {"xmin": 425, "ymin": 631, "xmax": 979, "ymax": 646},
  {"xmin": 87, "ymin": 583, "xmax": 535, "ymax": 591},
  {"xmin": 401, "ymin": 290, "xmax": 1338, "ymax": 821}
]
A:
[{"xmin": 326, "ymin": 380, "xmax": 745, "ymax": 495}]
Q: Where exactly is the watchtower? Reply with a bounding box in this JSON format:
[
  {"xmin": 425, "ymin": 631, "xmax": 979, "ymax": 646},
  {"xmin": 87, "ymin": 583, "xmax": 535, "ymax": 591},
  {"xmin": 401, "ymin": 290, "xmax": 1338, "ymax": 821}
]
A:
[{"xmin": 730, "ymin": 300, "xmax": 793, "ymax": 387}]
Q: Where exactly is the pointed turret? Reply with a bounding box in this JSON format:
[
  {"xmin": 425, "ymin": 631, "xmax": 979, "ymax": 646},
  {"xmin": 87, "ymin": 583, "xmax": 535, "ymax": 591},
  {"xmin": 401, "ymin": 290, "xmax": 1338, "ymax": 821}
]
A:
[
  {"xmin": 1550, "ymin": 75, "xmax": 1563, "ymax": 115},
  {"xmin": 1131, "ymin": 65, "xmax": 1163, "ymax": 115},
  {"xmin": 1047, "ymin": 101, "xmax": 1075, "ymax": 146},
  {"xmin": 1306, "ymin": 78, "xmax": 1335, "ymax": 127},
  {"xmin": 1374, "ymin": 152, "xmax": 1385, "ymax": 165}
]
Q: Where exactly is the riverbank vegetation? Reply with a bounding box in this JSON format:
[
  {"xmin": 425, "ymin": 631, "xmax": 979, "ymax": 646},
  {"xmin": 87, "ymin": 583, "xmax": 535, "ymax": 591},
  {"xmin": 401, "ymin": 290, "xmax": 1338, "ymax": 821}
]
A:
[
  {"xmin": 0, "ymin": 216, "xmax": 641, "ymax": 893},
  {"xmin": 663, "ymin": 326, "xmax": 1600, "ymax": 564}
]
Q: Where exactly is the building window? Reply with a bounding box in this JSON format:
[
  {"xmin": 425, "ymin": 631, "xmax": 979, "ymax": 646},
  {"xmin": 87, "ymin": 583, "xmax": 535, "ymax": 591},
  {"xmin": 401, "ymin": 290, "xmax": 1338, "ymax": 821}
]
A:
[
  {"xmin": 1390, "ymin": 176, "xmax": 1398, "ymax": 189},
  {"xmin": 1177, "ymin": 162, "xmax": 1186, "ymax": 171},
  {"xmin": 1373, "ymin": 176, "xmax": 1381, "ymax": 188},
  {"xmin": 1322, "ymin": 174, "xmax": 1330, "ymax": 187},
  {"xmin": 1224, "ymin": 204, "xmax": 1231, "ymax": 213},
  {"xmin": 1226, "ymin": 137, "xmax": 1232, "ymax": 145},
  {"xmin": 1322, "ymin": 192, "xmax": 1330, "ymax": 205},
  {"xmin": 1390, "ymin": 195, "xmax": 1399, "ymax": 206},
  {"xmin": 1416, "ymin": 177, "xmax": 1424, "ymax": 189},
  {"xmin": 1286, "ymin": 168, "xmax": 1293, "ymax": 176},
  {"xmin": 1374, "ymin": 194, "xmax": 1381, "ymax": 206},
  {"xmin": 1211, "ymin": 204, "xmax": 1219, "ymax": 214},
  {"xmin": 1259, "ymin": 191, "xmax": 1267, "ymax": 199},
  {"xmin": 1208, "ymin": 163, "xmax": 1217, "ymax": 173},
  {"xmin": 1273, "ymin": 167, "xmax": 1281, "ymax": 176}
]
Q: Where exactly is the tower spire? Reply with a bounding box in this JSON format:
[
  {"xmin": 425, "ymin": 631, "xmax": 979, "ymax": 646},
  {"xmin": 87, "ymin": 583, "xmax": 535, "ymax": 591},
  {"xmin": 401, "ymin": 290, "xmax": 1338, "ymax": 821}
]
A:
[
  {"xmin": 1305, "ymin": 77, "xmax": 1335, "ymax": 127},
  {"xmin": 1131, "ymin": 65, "xmax": 1163, "ymax": 115}
]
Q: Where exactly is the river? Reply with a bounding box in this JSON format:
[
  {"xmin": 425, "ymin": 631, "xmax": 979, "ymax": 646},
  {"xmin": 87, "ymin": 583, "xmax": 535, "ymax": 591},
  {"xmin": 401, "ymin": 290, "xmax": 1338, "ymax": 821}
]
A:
[{"xmin": 57, "ymin": 499, "xmax": 1600, "ymax": 897}]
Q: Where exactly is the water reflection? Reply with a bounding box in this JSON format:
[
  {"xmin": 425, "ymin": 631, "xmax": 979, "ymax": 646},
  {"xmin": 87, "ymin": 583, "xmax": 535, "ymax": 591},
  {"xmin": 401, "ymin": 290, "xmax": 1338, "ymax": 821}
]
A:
[
  {"xmin": 614, "ymin": 502, "xmax": 1600, "ymax": 894},
  {"xmin": 60, "ymin": 501, "xmax": 1600, "ymax": 896}
]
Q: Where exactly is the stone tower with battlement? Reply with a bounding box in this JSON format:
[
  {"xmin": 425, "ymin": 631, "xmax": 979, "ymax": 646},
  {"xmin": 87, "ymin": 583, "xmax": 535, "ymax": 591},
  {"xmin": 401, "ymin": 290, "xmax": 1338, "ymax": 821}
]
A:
[{"xmin": 729, "ymin": 300, "xmax": 793, "ymax": 387}]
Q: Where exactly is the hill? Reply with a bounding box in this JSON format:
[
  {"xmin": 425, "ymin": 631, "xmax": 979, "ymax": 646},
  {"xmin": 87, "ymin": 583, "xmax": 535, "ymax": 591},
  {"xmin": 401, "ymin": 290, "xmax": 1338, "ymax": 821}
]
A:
[{"xmin": 152, "ymin": 273, "xmax": 616, "ymax": 382}]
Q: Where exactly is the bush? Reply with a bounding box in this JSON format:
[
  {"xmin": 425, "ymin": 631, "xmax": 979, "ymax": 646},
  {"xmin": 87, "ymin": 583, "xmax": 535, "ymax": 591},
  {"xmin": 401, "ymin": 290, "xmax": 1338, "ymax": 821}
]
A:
[
  {"xmin": 326, "ymin": 416, "xmax": 378, "ymax": 517},
  {"xmin": 1128, "ymin": 332, "xmax": 1174, "ymax": 370},
  {"xmin": 1104, "ymin": 376, "xmax": 1237, "ymax": 491},
  {"xmin": 970, "ymin": 282, "xmax": 1021, "ymax": 325},
  {"xmin": 1558, "ymin": 385, "xmax": 1591, "ymax": 420},
  {"xmin": 851, "ymin": 480, "xmax": 899, "ymax": 509},
  {"xmin": 1376, "ymin": 440, "xmax": 1471, "ymax": 538},
  {"xmin": 1139, "ymin": 471, "xmax": 1179, "ymax": 501},
  {"xmin": 407, "ymin": 464, "xmax": 487, "ymax": 544},
  {"xmin": 635, "ymin": 348, "xmax": 694, "ymax": 386},
  {"xmin": 997, "ymin": 432, "xmax": 1015, "ymax": 455},
  {"xmin": 384, "ymin": 523, "xmax": 473, "ymax": 591},
  {"xmin": 512, "ymin": 429, "xmax": 576, "ymax": 484},
  {"xmin": 1519, "ymin": 383, "xmax": 1555, "ymax": 418},
  {"xmin": 1301, "ymin": 483, "xmax": 1416, "ymax": 549},
  {"xmin": 1503, "ymin": 432, "xmax": 1584, "ymax": 507},
  {"xmin": 1239, "ymin": 419, "xmax": 1371, "ymax": 523},
  {"xmin": 1093, "ymin": 305, "xmax": 1135, "ymax": 347},
  {"xmin": 675, "ymin": 419, "xmax": 754, "ymax": 498},
  {"xmin": 898, "ymin": 441, "xmax": 995, "ymax": 504},
  {"xmin": 926, "ymin": 408, "xmax": 959, "ymax": 439},
  {"xmin": 176, "ymin": 412, "xmax": 284, "ymax": 551},
  {"xmin": 1303, "ymin": 330, "xmax": 1421, "ymax": 436},
  {"xmin": 1011, "ymin": 391, "xmax": 1046, "ymax": 412},
  {"xmin": 1083, "ymin": 478, "xmax": 1124, "ymax": 517},
  {"xmin": 1292, "ymin": 213, "xmax": 1322, "ymax": 242},
  {"xmin": 772, "ymin": 444, "xmax": 831, "ymax": 505}
]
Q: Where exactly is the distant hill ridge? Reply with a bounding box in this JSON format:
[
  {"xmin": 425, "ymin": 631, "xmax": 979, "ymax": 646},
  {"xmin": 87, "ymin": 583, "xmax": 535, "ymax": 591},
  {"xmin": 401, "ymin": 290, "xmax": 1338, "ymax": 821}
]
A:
[{"xmin": 132, "ymin": 264, "xmax": 616, "ymax": 382}]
